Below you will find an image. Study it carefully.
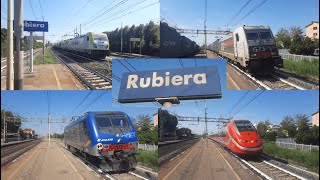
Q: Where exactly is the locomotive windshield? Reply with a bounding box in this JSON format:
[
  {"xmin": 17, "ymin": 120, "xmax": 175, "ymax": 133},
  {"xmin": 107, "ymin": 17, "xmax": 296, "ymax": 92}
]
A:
[
  {"xmin": 94, "ymin": 36, "xmax": 108, "ymax": 41},
  {"xmin": 259, "ymin": 31, "xmax": 273, "ymax": 39},
  {"xmin": 95, "ymin": 114, "xmax": 130, "ymax": 128},
  {"xmin": 246, "ymin": 32, "xmax": 259, "ymax": 40},
  {"xmin": 235, "ymin": 121, "xmax": 256, "ymax": 132}
]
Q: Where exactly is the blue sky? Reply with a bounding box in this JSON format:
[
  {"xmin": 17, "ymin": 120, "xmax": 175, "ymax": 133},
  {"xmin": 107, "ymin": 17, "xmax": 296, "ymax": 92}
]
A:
[
  {"xmin": 161, "ymin": 0, "xmax": 319, "ymax": 45},
  {"xmin": 1, "ymin": 90, "xmax": 157, "ymax": 136},
  {"xmin": 1, "ymin": 0, "xmax": 160, "ymax": 43},
  {"xmin": 164, "ymin": 90, "xmax": 319, "ymax": 135}
]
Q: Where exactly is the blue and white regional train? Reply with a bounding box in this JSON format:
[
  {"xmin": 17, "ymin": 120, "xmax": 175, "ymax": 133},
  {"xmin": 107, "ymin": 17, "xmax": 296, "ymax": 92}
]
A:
[
  {"xmin": 56, "ymin": 32, "xmax": 110, "ymax": 59},
  {"xmin": 64, "ymin": 111, "xmax": 138, "ymax": 172}
]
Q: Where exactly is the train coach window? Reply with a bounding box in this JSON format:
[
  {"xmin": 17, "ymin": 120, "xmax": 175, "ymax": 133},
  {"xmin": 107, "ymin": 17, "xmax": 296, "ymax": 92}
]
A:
[
  {"xmin": 246, "ymin": 32, "xmax": 259, "ymax": 40},
  {"xmin": 260, "ymin": 31, "xmax": 273, "ymax": 39},
  {"xmin": 236, "ymin": 34, "xmax": 239, "ymax": 42},
  {"xmin": 235, "ymin": 121, "xmax": 255, "ymax": 132}
]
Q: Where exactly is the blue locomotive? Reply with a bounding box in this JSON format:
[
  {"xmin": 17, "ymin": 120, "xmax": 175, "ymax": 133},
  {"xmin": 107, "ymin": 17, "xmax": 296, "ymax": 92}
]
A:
[{"xmin": 64, "ymin": 111, "xmax": 138, "ymax": 172}]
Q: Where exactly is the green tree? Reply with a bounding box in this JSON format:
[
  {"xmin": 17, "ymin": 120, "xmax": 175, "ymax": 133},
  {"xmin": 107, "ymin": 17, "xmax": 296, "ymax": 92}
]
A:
[
  {"xmin": 280, "ymin": 115, "xmax": 297, "ymax": 138},
  {"xmin": 310, "ymin": 126, "xmax": 319, "ymax": 145},
  {"xmin": 133, "ymin": 114, "xmax": 157, "ymax": 144},
  {"xmin": 256, "ymin": 120, "xmax": 271, "ymax": 139},
  {"xmin": 265, "ymin": 131, "xmax": 277, "ymax": 141},
  {"xmin": 295, "ymin": 114, "xmax": 312, "ymax": 144},
  {"xmin": 275, "ymin": 28, "xmax": 291, "ymax": 48}
]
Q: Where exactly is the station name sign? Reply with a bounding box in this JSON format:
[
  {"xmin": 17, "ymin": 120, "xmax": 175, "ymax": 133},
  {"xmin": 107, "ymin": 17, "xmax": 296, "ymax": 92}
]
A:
[
  {"xmin": 118, "ymin": 66, "xmax": 222, "ymax": 103},
  {"xmin": 23, "ymin": 20, "xmax": 48, "ymax": 32}
]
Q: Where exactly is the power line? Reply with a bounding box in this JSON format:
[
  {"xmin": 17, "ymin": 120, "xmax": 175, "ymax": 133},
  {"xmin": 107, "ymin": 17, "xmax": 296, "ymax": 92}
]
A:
[
  {"xmin": 232, "ymin": 91, "xmax": 265, "ymax": 118},
  {"xmin": 227, "ymin": 91, "xmax": 250, "ymax": 116},
  {"xmin": 28, "ymin": 0, "xmax": 38, "ymax": 19},
  {"xmin": 68, "ymin": 91, "xmax": 93, "ymax": 118},
  {"xmin": 38, "ymin": 0, "xmax": 44, "ymax": 18},
  {"xmin": 225, "ymin": 0, "xmax": 252, "ymax": 27},
  {"xmin": 234, "ymin": 0, "xmax": 269, "ymax": 26},
  {"xmin": 77, "ymin": 91, "xmax": 108, "ymax": 115}
]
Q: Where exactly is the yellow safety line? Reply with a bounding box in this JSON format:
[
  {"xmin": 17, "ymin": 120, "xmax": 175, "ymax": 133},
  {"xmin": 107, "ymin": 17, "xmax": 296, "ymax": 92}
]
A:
[
  {"xmin": 162, "ymin": 140, "xmax": 200, "ymax": 180},
  {"xmin": 227, "ymin": 72, "xmax": 241, "ymax": 90},
  {"xmin": 216, "ymin": 144, "xmax": 241, "ymax": 180},
  {"xmin": 52, "ymin": 65, "xmax": 62, "ymax": 90}
]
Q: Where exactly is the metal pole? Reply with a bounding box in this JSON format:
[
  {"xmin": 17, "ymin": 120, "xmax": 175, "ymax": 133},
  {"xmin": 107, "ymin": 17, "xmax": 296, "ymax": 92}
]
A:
[
  {"xmin": 48, "ymin": 113, "xmax": 50, "ymax": 147},
  {"xmin": 205, "ymin": 99, "xmax": 208, "ymax": 144},
  {"xmin": 13, "ymin": 0, "xmax": 24, "ymax": 90},
  {"xmin": 30, "ymin": 31, "xmax": 33, "ymax": 73},
  {"xmin": 80, "ymin": 24, "xmax": 81, "ymax": 36},
  {"xmin": 43, "ymin": 17, "xmax": 45, "ymax": 64},
  {"xmin": 204, "ymin": 0, "xmax": 207, "ymax": 58},
  {"xmin": 3, "ymin": 113, "xmax": 6, "ymax": 143},
  {"xmin": 6, "ymin": 0, "xmax": 14, "ymax": 90},
  {"xmin": 129, "ymin": 41, "xmax": 131, "ymax": 54},
  {"xmin": 121, "ymin": 22, "xmax": 123, "ymax": 53}
]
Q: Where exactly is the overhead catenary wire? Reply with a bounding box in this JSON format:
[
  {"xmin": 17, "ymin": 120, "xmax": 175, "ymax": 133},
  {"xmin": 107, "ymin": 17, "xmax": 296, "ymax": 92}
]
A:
[
  {"xmin": 68, "ymin": 91, "xmax": 93, "ymax": 118},
  {"xmin": 77, "ymin": 91, "xmax": 108, "ymax": 115},
  {"xmin": 227, "ymin": 91, "xmax": 250, "ymax": 116},
  {"xmin": 234, "ymin": 0, "xmax": 269, "ymax": 26},
  {"xmin": 232, "ymin": 90, "xmax": 265, "ymax": 118},
  {"xmin": 225, "ymin": 0, "xmax": 253, "ymax": 27},
  {"xmin": 28, "ymin": 0, "xmax": 38, "ymax": 19}
]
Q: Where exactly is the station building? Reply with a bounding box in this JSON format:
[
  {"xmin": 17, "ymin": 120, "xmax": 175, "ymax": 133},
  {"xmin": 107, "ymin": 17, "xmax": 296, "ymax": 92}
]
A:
[{"xmin": 306, "ymin": 21, "xmax": 319, "ymax": 40}]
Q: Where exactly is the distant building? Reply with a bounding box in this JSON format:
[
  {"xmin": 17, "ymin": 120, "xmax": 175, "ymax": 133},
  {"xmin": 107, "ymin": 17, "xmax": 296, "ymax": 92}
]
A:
[
  {"xmin": 23, "ymin": 128, "xmax": 35, "ymax": 139},
  {"xmin": 153, "ymin": 113, "xmax": 158, "ymax": 127},
  {"xmin": 267, "ymin": 124, "xmax": 281, "ymax": 132},
  {"xmin": 306, "ymin": 21, "xmax": 319, "ymax": 40},
  {"xmin": 312, "ymin": 111, "xmax": 319, "ymax": 126}
]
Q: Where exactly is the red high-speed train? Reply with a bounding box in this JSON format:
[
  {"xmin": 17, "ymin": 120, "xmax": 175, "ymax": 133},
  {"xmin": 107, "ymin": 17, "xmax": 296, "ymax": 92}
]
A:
[{"xmin": 210, "ymin": 120, "xmax": 263, "ymax": 156}]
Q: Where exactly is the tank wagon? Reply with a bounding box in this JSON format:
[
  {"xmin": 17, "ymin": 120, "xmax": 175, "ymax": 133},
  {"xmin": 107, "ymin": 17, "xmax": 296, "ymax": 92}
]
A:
[
  {"xmin": 160, "ymin": 22, "xmax": 199, "ymax": 58},
  {"xmin": 209, "ymin": 120, "xmax": 263, "ymax": 156},
  {"xmin": 210, "ymin": 26, "xmax": 283, "ymax": 74},
  {"xmin": 64, "ymin": 111, "xmax": 138, "ymax": 172},
  {"xmin": 56, "ymin": 32, "xmax": 110, "ymax": 59}
]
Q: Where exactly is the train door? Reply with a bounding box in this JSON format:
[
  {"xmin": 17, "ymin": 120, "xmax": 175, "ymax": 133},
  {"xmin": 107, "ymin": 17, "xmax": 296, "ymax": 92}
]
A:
[{"xmin": 234, "ymin": 33, "xmax": 240, "ymax": 59}]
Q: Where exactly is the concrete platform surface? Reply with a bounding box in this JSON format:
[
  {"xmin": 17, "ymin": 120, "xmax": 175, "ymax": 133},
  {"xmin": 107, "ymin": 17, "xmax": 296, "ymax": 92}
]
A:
[
  {"xmin": 159, "ymin": 138, "xmax": 259, "ymax": 180},
  {"xmin": 1, "ymin": 140, "xmax": 102, "ymax": 180},
  {"xmin": 1, "ymin": 64, "xmax": 86, "ymax": 90}
]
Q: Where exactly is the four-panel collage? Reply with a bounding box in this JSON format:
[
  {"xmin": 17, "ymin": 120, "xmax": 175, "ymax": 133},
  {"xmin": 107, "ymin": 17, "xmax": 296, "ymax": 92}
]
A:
[{"xmin": 0, "ymin": 0, "xmax": 319, "ymax": 180}]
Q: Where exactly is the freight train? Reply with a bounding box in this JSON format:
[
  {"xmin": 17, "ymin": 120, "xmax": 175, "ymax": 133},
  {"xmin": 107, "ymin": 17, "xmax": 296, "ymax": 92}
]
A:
[
  {"xmin": 64, "ymin": 111, "xmax": 138, "ymax": 172},
  {"xmin": 160, "ymin": 22, "xmax": 200, "ymax": 58},
  {"xmin": 209, "ymin": 120, "xmax": 263, "ymax": 156},
  {"xmin": 55, "ymin": 32, "xmax": 110, "ymax": 59},
  {"xmin": 209, "ymin": 26, "xmax": 283, "ymax": 74}
]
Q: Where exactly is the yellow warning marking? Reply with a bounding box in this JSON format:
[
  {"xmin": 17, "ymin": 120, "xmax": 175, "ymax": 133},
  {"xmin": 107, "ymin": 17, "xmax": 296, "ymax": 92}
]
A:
[
  {"xmin": 216, "ymin": 144, "xmax": 241, "ymax": 180},
  {"xmin": 52, "ymin": 65, "xmax": 62, "ymax": 90},
  {"xmin": 227, "ymin": 72, "xmax": 241, "ymax": 90},
  {"xmin": 7, "ymin": 144, "xmax": 40, "ymax": 180},
  {"xmin": 163, "ymin": 140, "xmax": 200, "ymax": 180}
]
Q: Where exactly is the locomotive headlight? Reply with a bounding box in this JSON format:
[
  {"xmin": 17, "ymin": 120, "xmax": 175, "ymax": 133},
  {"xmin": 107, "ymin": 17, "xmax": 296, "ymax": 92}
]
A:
[
  {"xmin": 239, "ymin": 138, "xmax": 244, "ymax": 142},
  {"xmin": 97, "ymin": 143, "xmax": 103, "ymax": 150}
]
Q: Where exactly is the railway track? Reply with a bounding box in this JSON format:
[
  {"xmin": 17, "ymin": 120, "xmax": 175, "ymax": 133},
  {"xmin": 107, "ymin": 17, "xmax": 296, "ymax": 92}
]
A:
[
  {"xmin": 52, "ymin": 49, "xmax": 112, "ymax": 90},
  {"xmin": 55, "ymin": 141, "xmax": 155, "ymax": 180},
  {"xmin": 1, "ymin": 140, "xmax": 41, "ymax": 167},
  {"xmin": 158, "ymin": 138, "xmax": 199, "ymax": 165},
  {"xmin": 210, "ymin": 139, "xmax": 317, "ymax": 180},
  {"xmin": 110, "ymin": 52, "xmax": 157, "ymax": 58},
  {"xmin": 228, "ymin": 62, "xmax": 307, "ymax": 90}
]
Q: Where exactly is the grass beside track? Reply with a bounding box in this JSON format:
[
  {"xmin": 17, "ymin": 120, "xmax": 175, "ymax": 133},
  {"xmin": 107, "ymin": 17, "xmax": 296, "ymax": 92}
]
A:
[
  {"xmin": 282, "ymin": 59, "xmax": 319, "ymax": 81},
  {"xmin": 263, "ymin": 141, "xmax": 319, "ymax": 174},
  {"xmin": 34, "ymin": 48, "xmax": 57, "ymax": 65},
  {"xmin": 136, "ymin": 150, "xmax": 158, "ymax": 171}
]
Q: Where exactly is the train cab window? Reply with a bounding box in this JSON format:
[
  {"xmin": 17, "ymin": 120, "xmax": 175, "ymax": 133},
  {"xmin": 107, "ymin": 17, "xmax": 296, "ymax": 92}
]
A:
[
  {"xmin": 259, "ymin": 31, "xmax": 273, "ymax": 39},
  {"xmin": 235, "ymin": 34, "xmax": 239, "ymax": 42},
  {"xmin": 235, "ymin": 121, "xmax": 255, "ymax": 132},
  {"xmin": 246, "ymin": 32, "xmax": 259, "ymax": 40},
  {"xmin": 95, "ymin": 115, "xmax": 130, "ymax": 129}
]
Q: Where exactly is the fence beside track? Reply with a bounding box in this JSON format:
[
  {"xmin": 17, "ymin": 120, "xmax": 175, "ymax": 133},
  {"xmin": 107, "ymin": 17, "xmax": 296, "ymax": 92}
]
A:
[
  {"xmin": 280, "ymin": 53, "xmax": 319, "ymax": 61},
  {"xmin": 276, "ymin": 141, "xmax": 319, "ymax": 152}
]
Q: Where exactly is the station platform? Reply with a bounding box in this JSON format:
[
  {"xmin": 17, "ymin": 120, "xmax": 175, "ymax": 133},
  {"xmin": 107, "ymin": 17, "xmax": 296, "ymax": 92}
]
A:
[
  {"xmin": 1, "ymin": 64, "xmax": 85, "ymax": 90},
  {"xmin": 1, "ymin": 140, "xmax": 102, "ymax": 180},
  {"xmin": 159, "ymin": 139, "xmax": 259, "ymax": 180}
]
